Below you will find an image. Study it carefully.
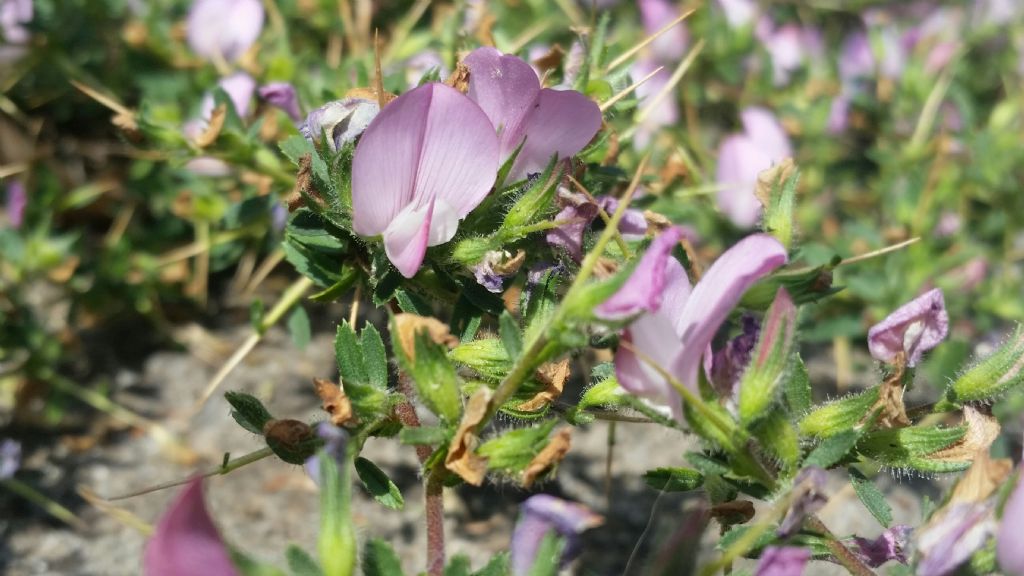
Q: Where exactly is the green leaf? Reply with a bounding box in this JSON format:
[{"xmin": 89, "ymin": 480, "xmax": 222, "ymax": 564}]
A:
[
  {"xmin": 224, "ymin": 391, "xmax": 274, "ymax": 435},
  {"xmin": 471, "ymin": 553, "xmax": 510, "ymax": 576},
  {"xmin": 527, "ymin": 533, "xmax": 565, "ymax": 576},
  {"xmin": 362, "ymin": 538, "xmax": 405, "ymax": 576},
  {"xmin": 499, "ymin": 311, "xmax": 523, "ymax": 359},
  {"xmin": 849, "ymin": 468, "xmax": 892, "ymax": 527},
  {"xmin": 804, "ymin": 429, "xmax": 860, "ymax": 469},
  {"xmin": 399, "ymin": 426, "xmax": 448, "ymax": 446},
  {"xmin": 355, "ymin": 457, "xmax": 404, "ymax": 510},
  {"xmin": 450, "ymin": 339, "xmax": 511, "ymax": 381},
  {"xmin": 231, "ymin": 550, "xmax": 288, "ymax": 576},
  {"xmin": 444, "ymin": 555, "xmax": 472, "ymax": 576},
  {"xmin": 642, "ymin": 467, "xmax": 704, "ymax": 492},
  {"xmin": 857, "ymin": 425, "xmax": 970, "ymax": 473},
  {"xmin": 785, "ymin": 355, "xmax": 812, "ymax": 415},
  {"xmin": 285, "ymin": 545, "xmax": 323, "ymax": 576},
  {"xmin": 392, "ymin": 323, "xmax": 462, "ymax": 422},
  {"xmin": 335, "ymin": 322, "xmax": 369, "ymax": 386},
  {"xmin": 288, "ymin": 306, "xmax": 311, "ymax": 350},
  {"xmin": 280, "ymin": 135, "xmax": 314, "ymax": 165},
  {"xmin": 282, "ymin": 240, "xmax": 343, "ymax": 288},
  {"xmin": 360, "ymin": 323, "xmax": 389, "ymax": 390},
  {"xmin": 334, "ymin": 322, "xmax": 388, "ymax": 418},
  {"xmin": 799, "ymin": 387, "xmax": 880, "ymax": 438}
]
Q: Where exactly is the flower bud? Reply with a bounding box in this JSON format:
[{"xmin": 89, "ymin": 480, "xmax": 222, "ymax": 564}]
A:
[
  {"xmin": 738, "ymin": 288, "xmax": 797, "ymax": 426},
  {"xmin": 948, "ymin": 324, "xmax": 1024, "ymax": 404},
  {"xmin": 798, "ymin": 387, "xmax": 880, "ymax": 438},
  {"xmin": 299, "ymin": 98, "xmax": 379, "ymax": 151}
]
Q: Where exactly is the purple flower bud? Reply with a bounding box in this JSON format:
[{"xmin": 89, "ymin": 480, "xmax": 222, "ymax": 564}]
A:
[
  {"xmin": 510, "ymin": 495, "xmax": 602, "ymax": 576},
  {"xmin": 778, "ymin": 467, "xmax": 828, "ymax": 537},
  {"xmin": 0, "ymin": 439, "xmax": 21, "ymax": 479},
  {"xmin": 998, "ymin": 454, "xmax": 1024, "ymax": 576},
  {"xmin": 851, "ymin": 525, "xmax": 912, "ymax": 567},
  {"xmin": 186, "ymin": 0, "xmax": 264, "ymax": 63},
  {"xmin": 5, "ymin": 179, "xmax": 27, "ymax": 228},
  {"xmin": 304, "ymin": 422, "xmax": 349, "ymax": 486},
  {"xmin": 867, "ymin": 288, "xmax": 948, "ymax": 367},
  {"xmin": 143, "ymin": 478, "xmax": 239, "ymax": 576},
  {"xmin": 917, "ymin": 502, "xmax": 995, "ymax": 576},
  {"xmin": 755, "ymin": 546, "xmax": 810, "ymax": 576},
  {"xmin": 300, "ymin": 98, "xmax": 380, "ymax": 152},
  {"xmin": 258, "ymin": 82, "xmax": 301, "ymax": 121},
  {"xmin": 710, "ymin": 314, "xmax": 760, "ymax": 397}
]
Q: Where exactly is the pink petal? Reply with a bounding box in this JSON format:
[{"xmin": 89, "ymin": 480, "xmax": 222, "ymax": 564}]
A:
[
  {"xmin": 615, "ymin": 312, "xmax": 686, "ymax": 422},
  {"xmin": 510, "ymin": 88, "xmax": 602, "ymax": 181},
  {"xmin": 464, "ymin": 47, "xmax": 541, "ymax": 160},
  {"xmin": 998, "ymin": 448, "xmax": 1024, "ymax": 575},
  {"xmin": 596, "ymin": 226, "xmax": 684, "ymax": 321},
  {"xmin": 144, "ymin": 478, "xmax": 238, "ymax": 576},
  {"xmin": 755, "ymin": 546, "xmax": 810, "ymax": 576},
  {"xmin": 351, "ymin": 82, "xmax": 498, "ymax": 244},
  {"xmin": 671, "ymin": 234, "xmax": 788, "ymax": 391},
  {"xmin": 383, "ymin": 200, "xmax": 434, "ymax": 278},
  {"xmin": 258, "ymin": 82, "xmax": 301, "ymax": 121},
  {"xmin": 867, "ymin": 288, "xmax": 948, "ymax": 367},
  {"xmin": 715, "ymin": 134, "xmax": 769, "ymax": 228},
  {"xmin": 740, "ymin": 107, "xmax": 791, "ymax": 157},
  {"xmin": 638, "ymin": 0, "xmax": 688, "ymax": 60},
  {"xmin": 186, "ymin": 0, "xmax": 264, "ymax": 63}
]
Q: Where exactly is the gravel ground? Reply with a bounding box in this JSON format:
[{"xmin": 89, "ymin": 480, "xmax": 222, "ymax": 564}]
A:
[{"xmin": 0, "ymin": 321, "xmax": 934, "ymax": 575}]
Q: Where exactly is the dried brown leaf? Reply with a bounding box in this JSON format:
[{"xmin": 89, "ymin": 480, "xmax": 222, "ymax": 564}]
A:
[
  {"xmin": 314, "ymin": 377, "xmax": 353, "ymax": 426},
  {"xmin": 445, "ymin": 62, "xmax": 471, "ymax": 93},
  {"xmin": 393, "ymin": 313, "xmax": 459, "ymax": 362},
  {"xmin": 531, "ymin": 45, "xmax": 565, "ymax": 75},
  {"xmin": 194, "ymin": 104, "xmax": 226, "ymax": 148},
  {"xmin": 710, "ymin": 500, "xmax": 756, "ymax": 525},
  {"xmin": 445, "ymin": 388, "xmax": 491, "ymax": 486},
  {"xmin": 522, "ymin": 427, "xmax": 572, "ymax": 488},
  {"xmin": 754, "ymin": 157, "xmax": 796, "ymax": 207},
  {"xmin": 949, "ymin": 451, "xmax": 1013, "ymax": 504},
  {"xmin": 516, "ymin": 358, "xmax": 570, "ymax": 411},
  {"xmin": 870, "ymin": 361, "xmax": 911, "ymax": 429},
  {"xmin": 929, "ymin": 406, "xmax": 1001, "ymax": 463}
]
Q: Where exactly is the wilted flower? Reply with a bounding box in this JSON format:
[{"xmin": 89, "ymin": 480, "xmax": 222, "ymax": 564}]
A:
[
  {"xmin": 867, "ymin": 288, "xmax": 948, "ymax": 367},
  {"xmin": 5, "ymin": 180, "xmax": 26, "ymax": 228},
  {"xmin": 595, "ymin": 229, "xmax": 787, "ymax": 420},
  {"xmin": 546, "ymin": 189, "xmax": 648, "ymax": 262},
  {"xmin": 755, "ymin": 546, "xmax": 810, "ymax": 576},
  {"xmin": 0, "ymin": 439, "xmax": 20, "ymax": 479},
  {"xmin": 303, "ymin": 422, "xmax": 349, "ymax": 485},
  {"xmin": 851, "ymin": 525, "xmax": 912, "ymax": 567},
  {"xmin": 186, "ymin": 0, "xmax": 264, "ymax": 63},
  {"xmin": 299, "ymin": 98, "xmax": 379, "ymax": 151},
  {"xmin": 351, "ymin": 83, "xmax": 499, "ymax": 278},
  {"xmin": 716, "ymin": 107, "xmax": 792, "ymax": 228},
  {"xmin": 258, "ymin": 82, "xmax": 301, "ymax": 121},
  {"xmin": 510, "ymin": 494, "xmax": 602, "ymax": 576},
  {"xmin": 464, "ymin": 47, "xmax": 602, "ymax": 182},
  {"xmin": 143, "ymin": 478, "xmax": 238, "ymax": 576},
  {"xmin": 916, "ymin": 502, "xmax": 995, "ymax": 576}
]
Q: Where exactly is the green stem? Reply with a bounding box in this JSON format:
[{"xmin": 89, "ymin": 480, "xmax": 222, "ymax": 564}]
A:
[
  {"xmin": 806, "ymin": 516, "xmax": 877, "ymax": 576},
  {"xmin": 1, "ymin": 478, "xmax": 86, "ymax": 530}
]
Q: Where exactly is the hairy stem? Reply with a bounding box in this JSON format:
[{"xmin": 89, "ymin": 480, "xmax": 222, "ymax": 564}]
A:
[{"xmin": 425, "ymin": 469, "xmax": 446, "ymax": 576}]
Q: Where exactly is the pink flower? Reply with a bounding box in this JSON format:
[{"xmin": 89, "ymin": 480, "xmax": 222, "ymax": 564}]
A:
[
  {"xmin": 716, "ymin": 107, "xmax": 792, "ymax": 228},
  {"xmin": 638, "ymin": 0, "xmax": 688, "ymax": 61},
  {"xmin": 596, "ymin": 230, "xmax": 787, "ymax": 420},
  {"xmin": 351, "ymin": 83, "xmax": 500, "ymax": 278},
  {"xmin": 464, "ymin": 47, "xmax": 602, "ymax": 182},
  {"xmin": 716, "ymin": 0, "xmax": 757, "ymax": 28},
  {"xmin": 186, "ymin": 0, "xmax": 264, "ymax": 63},
  {"xmin": 0, "ymin": 0, "xmax": 31, "ymax": 63},
  {"xmin": 510, "ymin": 495, "xmax": 602, "ymax": 576},
  {"xmin": 5, "ymin": 180, "xmax": 26, "ymax": 228},
  {"xmin": 143, "ymin": 478, "xmax": 238, "ymax": 576},
  {"xmin": 867, "ymin": 288, "xmax": 948, "ymax": 367}
]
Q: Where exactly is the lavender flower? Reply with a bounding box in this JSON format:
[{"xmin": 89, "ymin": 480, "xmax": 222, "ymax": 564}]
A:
[
  {"xmin": 916, "ymin": 502, "xmax": 995, "ymax": 576},
  {"xmin": 596, "ymin": 229, "xmax": 787, "ymax": 420},
  {"xmin": 710, "ymin": 314, "xmax": 760, "ymax": 398},
  {"xmin": 351, "ymin": 83, "xmax": 499, "ymax": 277},
  {"xmin": 510, "ymin": 495, "xmax": 602, "ymax": 576},
  {"xmin": 186, "ymin": 0, "xmax": 264, "ymax": 63},
  {"xmin": 143, "ymin": 478, "xmax": 238, "ymax": 576},
  {"xmin": 300, "ymin": 98, "xmax": 379, "ymax": 152},
  {"xmin": 716, "ymin": 0, "xmax": 756, "ymax": 28},
  {"xmin": 258, "ymin": 82, "xmax": 301, "ymax": 121},
  {"xmin": 464, "ymin": 47, "xmax": 602, "ymax": 181},
  {"xmin": 867, "ymin": 288, "xmax": 948, "ymax": 367},
  {"xmin": 5, "ymin": 179, "xmax": 26, "ymax": 228},
  {"xmin": 997, "ymin": 450, "xmax": 1024, "ymax": 575},
  {"xmin": 716, "ymin": 107, "xmax": 792, "ymax": 228},
  {"xmin": 755, "ymin": 546, "xmax": 810, "ymax": 576},
  {"xmin": 778, "ymin": 467, "xmax": 828, "ymax": 537},
  {"xmin": 546, "ymin": 189, "xmax": 647, "ymax": 262}
]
